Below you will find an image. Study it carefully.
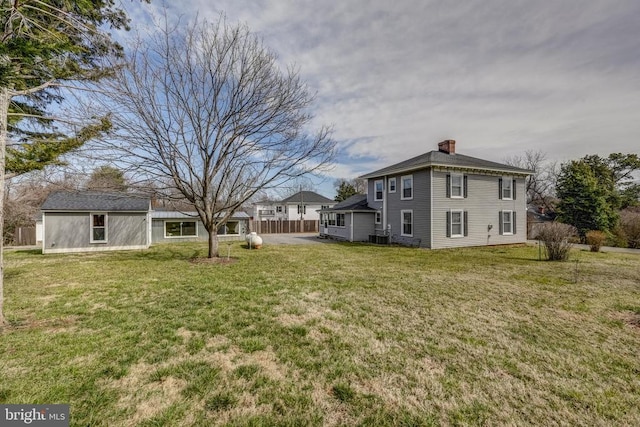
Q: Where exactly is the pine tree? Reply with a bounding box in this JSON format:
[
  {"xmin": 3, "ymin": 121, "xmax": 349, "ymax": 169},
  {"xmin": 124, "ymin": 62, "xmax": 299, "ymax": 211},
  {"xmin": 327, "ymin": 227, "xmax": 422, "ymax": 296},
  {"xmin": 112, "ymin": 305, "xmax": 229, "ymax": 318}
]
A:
[{"xmin": 0, "ymin": 0, "xmax": 144, "ymax": 325}]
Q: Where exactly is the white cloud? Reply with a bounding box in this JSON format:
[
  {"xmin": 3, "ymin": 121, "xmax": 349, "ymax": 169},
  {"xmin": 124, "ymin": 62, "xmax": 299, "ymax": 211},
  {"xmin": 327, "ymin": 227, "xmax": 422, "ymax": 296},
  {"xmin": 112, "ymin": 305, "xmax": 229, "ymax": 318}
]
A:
[{"xmin": 123, "ymin": 0, "xmax": 640, "ymax": 181}]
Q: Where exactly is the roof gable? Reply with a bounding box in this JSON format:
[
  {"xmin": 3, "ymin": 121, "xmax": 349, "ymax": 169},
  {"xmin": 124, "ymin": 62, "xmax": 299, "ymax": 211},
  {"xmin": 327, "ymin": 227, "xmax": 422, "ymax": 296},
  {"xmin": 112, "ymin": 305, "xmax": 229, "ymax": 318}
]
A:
[
  {"xmin": 41, "ymin": 191, "xmax": 150, "ymax": 212},
  {"xmin": 281, "ymin": 191, "xmax": 334, "ymax": 204},
  {"xmin": 360, "ymin": 150, "xmax": 533, "ymax": 179}
]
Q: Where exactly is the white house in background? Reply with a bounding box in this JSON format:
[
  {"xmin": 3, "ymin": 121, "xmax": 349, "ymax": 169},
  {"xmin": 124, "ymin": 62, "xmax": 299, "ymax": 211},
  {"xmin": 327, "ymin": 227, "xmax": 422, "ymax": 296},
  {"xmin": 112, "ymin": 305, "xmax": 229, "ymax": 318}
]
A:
[
  {"xmin": 251, "ymin": 191, "xmax": 335, "ymax": 221},
  {"xmin": 251, "ymin": 199, "xmax": 287, "ymax": 221}
]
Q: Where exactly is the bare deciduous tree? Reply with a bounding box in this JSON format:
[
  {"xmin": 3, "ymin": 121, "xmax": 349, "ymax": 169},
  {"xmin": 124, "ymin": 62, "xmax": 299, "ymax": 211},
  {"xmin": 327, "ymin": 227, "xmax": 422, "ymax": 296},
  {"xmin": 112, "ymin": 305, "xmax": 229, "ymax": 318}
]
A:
[
  {"xmin": 90, "ymin": 16, "xmax": 336, "ymax": 258},
  {"xmin": 504, "ymin": 150, "xmax": 558, "ymax": 210}
]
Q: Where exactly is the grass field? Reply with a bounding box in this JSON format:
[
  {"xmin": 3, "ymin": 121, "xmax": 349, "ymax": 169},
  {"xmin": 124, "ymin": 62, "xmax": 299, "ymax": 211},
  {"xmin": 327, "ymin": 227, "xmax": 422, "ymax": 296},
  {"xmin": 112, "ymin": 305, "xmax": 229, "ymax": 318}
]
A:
[{"xmin": 1, "ymin": 242, "xmax": 639, "ymax": 426}]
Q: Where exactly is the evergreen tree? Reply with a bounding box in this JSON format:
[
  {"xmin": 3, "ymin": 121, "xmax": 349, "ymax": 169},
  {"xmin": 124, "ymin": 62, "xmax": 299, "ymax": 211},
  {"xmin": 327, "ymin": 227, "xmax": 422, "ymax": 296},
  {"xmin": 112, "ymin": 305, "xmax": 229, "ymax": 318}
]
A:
[
  {"xmin": 334, "ymin": 180, "xmax": 358, "ymax": 202},
  {"xmin": 0, "ymin": 1, "xmax": 144, "ymax": 325},
  {"xmin": 556, "ymin": 160, "xmax": 618, "ymax": 237},
  {"xmin": 86, "ymin": 166, "xmax": 128, "ymax": 192}
]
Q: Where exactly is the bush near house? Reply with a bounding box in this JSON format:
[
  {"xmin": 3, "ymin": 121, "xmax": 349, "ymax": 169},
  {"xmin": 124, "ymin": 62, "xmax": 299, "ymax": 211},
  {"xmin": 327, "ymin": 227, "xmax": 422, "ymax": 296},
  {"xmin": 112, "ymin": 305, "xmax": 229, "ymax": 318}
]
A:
[
  {"xmin": 535, "ymin": 222, "xmax": 578, "ymax": 261},
  {"xmin": 585, "ymin": 230, "xmax": 607, "ymax": 252}
]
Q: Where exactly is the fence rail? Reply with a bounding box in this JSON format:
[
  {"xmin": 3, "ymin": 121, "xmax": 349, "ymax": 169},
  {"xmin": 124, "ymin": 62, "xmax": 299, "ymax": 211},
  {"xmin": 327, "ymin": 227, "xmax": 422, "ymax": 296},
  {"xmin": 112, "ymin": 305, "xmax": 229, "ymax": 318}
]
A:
[{"xmin": 250, "ymin": 220, "xmax": 319, "ymax": 234}]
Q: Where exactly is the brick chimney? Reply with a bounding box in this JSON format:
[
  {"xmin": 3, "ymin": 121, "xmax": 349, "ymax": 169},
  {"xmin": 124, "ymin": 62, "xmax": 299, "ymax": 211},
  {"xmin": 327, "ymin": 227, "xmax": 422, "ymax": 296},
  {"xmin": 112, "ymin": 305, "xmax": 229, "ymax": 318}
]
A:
[{"xmin": 438, "ymin": 140, "xmax": 456, "ymax": 154}]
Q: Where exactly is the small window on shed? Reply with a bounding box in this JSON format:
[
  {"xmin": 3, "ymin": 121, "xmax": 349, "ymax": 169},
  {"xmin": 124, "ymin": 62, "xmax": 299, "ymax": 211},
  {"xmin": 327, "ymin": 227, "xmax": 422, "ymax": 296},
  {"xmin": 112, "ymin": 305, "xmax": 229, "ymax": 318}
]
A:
[{"xmin": 90, "ymin": 213, "xmax": 107, "ymax": 243}]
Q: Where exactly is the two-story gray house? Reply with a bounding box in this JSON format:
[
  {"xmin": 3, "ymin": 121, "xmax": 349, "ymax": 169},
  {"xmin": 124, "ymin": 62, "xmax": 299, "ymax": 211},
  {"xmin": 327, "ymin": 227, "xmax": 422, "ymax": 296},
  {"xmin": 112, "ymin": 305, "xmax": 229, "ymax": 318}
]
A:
[{"xmin": 320, "ymin": 140, "xmax": 533, "ymax": 249}]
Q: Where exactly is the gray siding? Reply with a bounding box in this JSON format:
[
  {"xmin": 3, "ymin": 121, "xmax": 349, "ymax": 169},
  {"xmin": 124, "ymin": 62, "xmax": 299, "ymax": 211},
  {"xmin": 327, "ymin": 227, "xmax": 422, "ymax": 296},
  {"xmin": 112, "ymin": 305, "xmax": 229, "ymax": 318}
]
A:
[
  {"xmin": 43, "ymin": 212, "xmax": 148, "ymax": 254},
  {"xmin": 352, "ymin": 212, "xmax": 376, "ymax": 241},
  {"xmin": 385, "ymin": 169, "xmax": 431, "ymax": 247},
  {"xmin": 322, "ymin": 212, "xmax": 375, "ymax": 242},
  {"xmin": 431, "ymin": 171, "xmax": 527, "ymax": 249},
  {"xmin": 152, "ymin": 219, "xmax": 248, "ymax": 243},
  {"xmin": 367, "ymin": 179, "xmax": 383, "ymax": 224}
]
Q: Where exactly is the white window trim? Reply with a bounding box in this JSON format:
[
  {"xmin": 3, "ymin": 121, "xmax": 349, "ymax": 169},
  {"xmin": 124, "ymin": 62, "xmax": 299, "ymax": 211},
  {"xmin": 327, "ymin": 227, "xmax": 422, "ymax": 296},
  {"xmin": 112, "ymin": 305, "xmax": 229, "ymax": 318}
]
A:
[
  {"xmin": 164, "ymin": 220, "xmax": 199, "ymax": 239},
  {"xmin": 502, "ymin": 177, "xmax": 513, "ymax": 200},
  {"xmin": 450, "ymin": 173, "xmax": 464, "ymax": 199},
  {"xmin": 401, "ymin": 209, "xmax": 413, "ymax": 237},
  {"xmin": 450, "ymin": 209, "xmax": 464, "ymax": 238},
  {"xmin": 502, "ymin": 210, "xmax": 514, "ymax": 235},
  {"xmin": 375, "ymin": 211, "xmax": 382, "ymax": 224},
  {"xmin": 90, "ymin": 212, "xmax": 108, "ymax": 243},
  {"xmin": 401, "ymin": 175, "xmax": 413, "ymax": 200},
  {"xmin": 388, "ymin": 177, "xmax": 396, "ymax": 193},
  {"xmin": 374, "ymin": 179, "xmax": 384, "ymax": 201}
]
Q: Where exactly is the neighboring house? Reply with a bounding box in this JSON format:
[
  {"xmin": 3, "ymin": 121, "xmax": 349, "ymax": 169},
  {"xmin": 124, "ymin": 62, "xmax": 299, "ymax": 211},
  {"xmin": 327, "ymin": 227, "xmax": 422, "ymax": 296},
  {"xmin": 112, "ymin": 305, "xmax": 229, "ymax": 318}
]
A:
[
  {"xmin": 41, "ymin": 191, "xmax": 152, "ymax": 254},
  {"xmin": 251, "ymin": 199, "xmax": 287, "ymax": 221},
  {"xmin": 326, "ymin": 140, "xmax": 533, "ymax": 249},
  {"xmin": 40, "ymin": 191, "xmax": 248, "ymax": 254},
  {"xmin": 151, "ymin": 209, "xmax": 249, "ymax": 243},
  {"xmin": 252, "ymin": 191, "xmax": 335, "ymax": 221}
]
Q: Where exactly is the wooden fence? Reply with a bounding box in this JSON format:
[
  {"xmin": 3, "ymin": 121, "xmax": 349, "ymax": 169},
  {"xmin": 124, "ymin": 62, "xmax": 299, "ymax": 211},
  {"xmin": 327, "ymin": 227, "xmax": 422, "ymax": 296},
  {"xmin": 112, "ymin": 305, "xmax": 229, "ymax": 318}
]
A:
[
  {"xmin": 250, "ymin": 220, "xmax": 319, "ymax": 234},
  {"xmin": 12, "ymin": 227, "xmax": 36, "ymax": 246}
]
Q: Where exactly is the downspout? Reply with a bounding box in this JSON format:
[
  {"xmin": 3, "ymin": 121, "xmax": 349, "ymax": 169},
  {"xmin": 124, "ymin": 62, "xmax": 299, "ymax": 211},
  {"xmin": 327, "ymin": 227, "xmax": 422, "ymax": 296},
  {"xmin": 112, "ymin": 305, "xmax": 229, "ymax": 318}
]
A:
[{"xmin": 430, "ymin": 168, "xmax": 433, "ymax": 248}]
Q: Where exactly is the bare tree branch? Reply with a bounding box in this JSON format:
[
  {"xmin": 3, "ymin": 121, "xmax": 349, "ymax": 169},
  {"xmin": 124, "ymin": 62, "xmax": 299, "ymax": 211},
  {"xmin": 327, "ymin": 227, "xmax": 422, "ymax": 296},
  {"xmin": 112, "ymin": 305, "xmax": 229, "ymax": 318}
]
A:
[{"xmin": 88, "ymin": 15, "xmax": 336, "ymax": 257}]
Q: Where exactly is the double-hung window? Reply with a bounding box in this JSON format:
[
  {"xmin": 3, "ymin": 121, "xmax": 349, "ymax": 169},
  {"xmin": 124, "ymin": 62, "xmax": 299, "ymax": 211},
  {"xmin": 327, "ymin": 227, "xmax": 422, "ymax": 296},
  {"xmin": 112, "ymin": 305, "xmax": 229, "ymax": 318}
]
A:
[
  {"xmin": 375, "ymin": 211, "xmax": 382, "ymax": 224},
  {"xmin": 451, "ymin": 210, "xmax": 463, "ymax": 237},
  {"xmin": 450, "ymin": 173, "xmax": 464, "ymax": 198},
  {"xmin": 446, "ymin": 210, "xmax": 468, "ymax": 238},
  {"xmin": 336, "ymin": 213, "xmax": 345, "ymax": 227},
  {"xmin": 500, "ymin": 177, "xmax": 515, "ymax": 200},
  {"xmin": 401, "ymin": 175, "xmax": 413, "ymax": 200},
  {"xmin": 401, "ymin": 210, "xmax": 413, "ymax": 237},
  {"xmin": 388, "ymin": 177, "xmax": 396, "ymax": 193},
  {"xmin": 500, "ymin": 210, "xmax": 515, "ymax": 235},
  {"xmin": 90, "ymin": 213, "xmax": 107, "ymax": 243},
  {"xmin": 374, "ymin": 180, "xmax": 384, "ymax": 201}
]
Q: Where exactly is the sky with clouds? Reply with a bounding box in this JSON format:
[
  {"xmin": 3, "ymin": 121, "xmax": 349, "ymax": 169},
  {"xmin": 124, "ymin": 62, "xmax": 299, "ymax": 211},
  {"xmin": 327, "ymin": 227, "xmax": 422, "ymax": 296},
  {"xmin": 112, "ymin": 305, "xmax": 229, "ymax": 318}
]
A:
[{"xmin": 120, "ymin": 0, "xmax": 640, "ymax": 196}]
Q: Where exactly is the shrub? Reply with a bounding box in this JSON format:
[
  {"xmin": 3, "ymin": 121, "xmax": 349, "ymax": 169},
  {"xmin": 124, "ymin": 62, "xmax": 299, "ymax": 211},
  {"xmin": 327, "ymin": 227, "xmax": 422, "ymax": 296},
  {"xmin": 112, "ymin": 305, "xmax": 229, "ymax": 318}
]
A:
[
  {"xmin": 620, "ymin": 210, "xmax": 640, "ymax": 249},
  {"xmin": 535, "ymin": 222, "xmax": 578, "ymax": 261},
  {"xmin": 585, "ymin": 230, "xmax": 606, "ymax": 252}
]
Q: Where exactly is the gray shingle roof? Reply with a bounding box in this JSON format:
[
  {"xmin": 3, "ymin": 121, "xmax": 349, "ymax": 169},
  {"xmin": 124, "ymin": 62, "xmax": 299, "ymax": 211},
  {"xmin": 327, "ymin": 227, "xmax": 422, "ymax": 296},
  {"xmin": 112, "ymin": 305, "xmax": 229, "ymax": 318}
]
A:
[
  {"xmin": 281, "ymin": 191, "xmax": 334, "ymax": 204},
  {"xmin": 41, "ymin": 191, "xmax": 150, "ymax": 212},
  {"xmin": 319, "ymin": 194, "xmax": 374, "ymax": 212},
  {"xmin": 360, "ymin": 150, "xmax": 533, "ymax": 179}
]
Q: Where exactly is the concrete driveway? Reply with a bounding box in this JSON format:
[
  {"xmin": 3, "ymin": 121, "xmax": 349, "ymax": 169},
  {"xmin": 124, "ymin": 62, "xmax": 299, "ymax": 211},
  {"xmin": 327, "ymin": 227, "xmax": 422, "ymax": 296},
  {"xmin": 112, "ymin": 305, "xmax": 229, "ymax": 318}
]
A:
[{"xmin": 259, "ymin": 232, "xmax": 329, "ymax": 245}]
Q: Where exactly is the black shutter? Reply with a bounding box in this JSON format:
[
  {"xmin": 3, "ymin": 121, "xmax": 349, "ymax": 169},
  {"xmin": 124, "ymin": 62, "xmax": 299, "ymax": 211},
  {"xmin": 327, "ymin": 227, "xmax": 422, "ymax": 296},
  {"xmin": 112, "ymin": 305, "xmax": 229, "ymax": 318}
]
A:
[
  {"xmin": 463, "ymin": 175, "xmax": 468, "ymax": 198},
  {"xmin": 446, "ymin": 211, "xmax": 451, "ymax": 237},
  {"xmin": 463, "ymin": 211, "xmax": 468, "ymax": 236},
  {"xmin": 446, "ymin": 174, "xmax": 451, "ymax": 198},
  {"xmin": 499, "ymin": 211, "xmax": 503, "ymax": 235},
  {"xmin": 513, "ymin": 212, "xmax": 517, "ymax": 234},
  {"xmin": 498, "ymin": 178, "xmax": 503, "ymax": 200},
  {"xmin": 512, "ymin": 179, "xmax": 517, "ymax": 200}
]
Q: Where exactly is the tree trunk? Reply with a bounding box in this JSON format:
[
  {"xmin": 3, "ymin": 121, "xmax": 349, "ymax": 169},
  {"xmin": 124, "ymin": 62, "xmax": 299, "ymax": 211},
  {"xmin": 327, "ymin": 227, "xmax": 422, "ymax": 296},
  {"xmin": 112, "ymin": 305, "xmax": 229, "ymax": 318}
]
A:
[
  {"xmin": 1, "ymin": 88, "xmax": 9, "ymax": 325},
  {"xmin": 208, "ymin": 228, "xmax": 219, "ymax": 259}
]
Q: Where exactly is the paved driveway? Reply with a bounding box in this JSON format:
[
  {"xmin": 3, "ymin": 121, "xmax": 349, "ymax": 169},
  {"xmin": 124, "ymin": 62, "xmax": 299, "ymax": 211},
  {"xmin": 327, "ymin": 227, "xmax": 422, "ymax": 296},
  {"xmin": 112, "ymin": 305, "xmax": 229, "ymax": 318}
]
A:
[{"xmin": 260, "ymin": 232, "xmax": 329, "ymax": 245}]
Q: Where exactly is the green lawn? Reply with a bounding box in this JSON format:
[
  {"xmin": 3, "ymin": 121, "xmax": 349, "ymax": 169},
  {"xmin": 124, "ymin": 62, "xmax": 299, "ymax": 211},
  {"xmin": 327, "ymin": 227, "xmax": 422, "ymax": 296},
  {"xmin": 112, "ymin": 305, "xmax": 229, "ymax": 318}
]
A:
[{"xmin": 1, "ymin": 242, "xmax": 639, "ymax": 426}]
